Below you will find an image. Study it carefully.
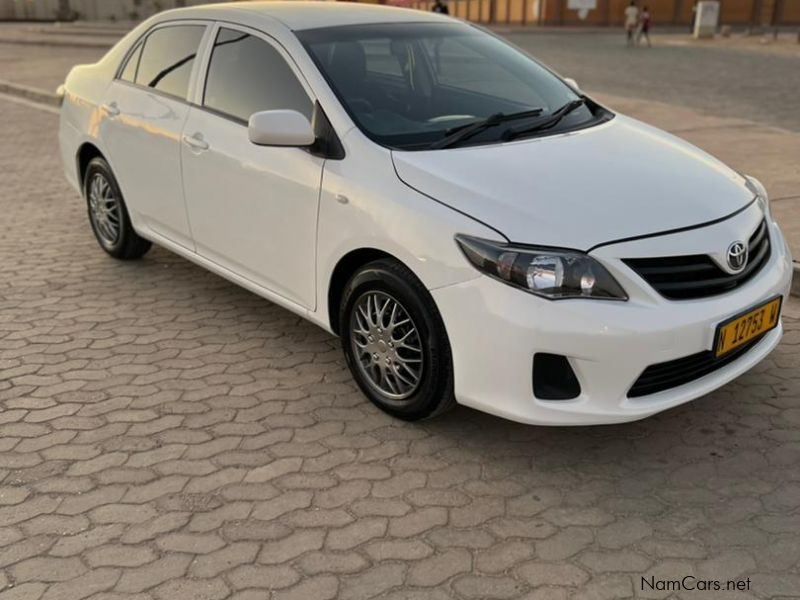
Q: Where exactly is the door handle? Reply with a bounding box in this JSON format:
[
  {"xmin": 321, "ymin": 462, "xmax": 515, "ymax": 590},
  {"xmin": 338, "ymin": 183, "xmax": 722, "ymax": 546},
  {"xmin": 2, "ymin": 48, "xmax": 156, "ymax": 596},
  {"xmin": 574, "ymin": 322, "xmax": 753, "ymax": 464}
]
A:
[
  {"xmin": 102, "ymin": 101, "xmax": 120, "ymax": 117},
  {"xmin": 183, "ymin": 133, "xmax": 209, "ymax": 152}
]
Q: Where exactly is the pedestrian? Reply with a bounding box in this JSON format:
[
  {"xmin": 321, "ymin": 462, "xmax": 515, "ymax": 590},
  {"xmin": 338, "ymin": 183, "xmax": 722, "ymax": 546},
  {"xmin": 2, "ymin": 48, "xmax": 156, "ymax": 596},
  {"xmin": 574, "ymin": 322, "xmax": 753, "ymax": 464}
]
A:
[
  {"xmin": 690, "ymin": 1, "xmax": 698, "ymax": 33},
  {"xmin": 624, "ymin": 1, "xmax": 639, "ymax": 47},
  {"xmin": 432, "ymin": 0, "xmax": 449, "ymax": 14},
  {"xmin": 637, "ymin": 6, "xmax": 652, "ymax": 47}
]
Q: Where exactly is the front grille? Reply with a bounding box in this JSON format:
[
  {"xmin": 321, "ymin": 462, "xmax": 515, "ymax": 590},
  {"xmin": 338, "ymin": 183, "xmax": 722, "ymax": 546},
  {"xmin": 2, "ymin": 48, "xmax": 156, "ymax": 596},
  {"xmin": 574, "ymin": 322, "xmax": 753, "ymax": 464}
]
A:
[
  {"xmin": 628, "ymin": 334, "xmax": 765, "ymax": 398},
  {"xmin": 623, "ymin": 220, "xmax": 771, "ymax": 300}
]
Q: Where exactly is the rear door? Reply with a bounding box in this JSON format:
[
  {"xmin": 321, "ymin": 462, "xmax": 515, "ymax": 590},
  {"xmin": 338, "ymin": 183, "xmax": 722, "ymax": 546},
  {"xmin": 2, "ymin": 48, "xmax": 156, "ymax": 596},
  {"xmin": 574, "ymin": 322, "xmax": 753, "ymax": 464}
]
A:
[
  {"xmin": 100, "ymin": 22, "xmax": 209, "ymax": 250},
  {"xmin": 180, "ymin": 24, "xmax": 323, "ymax": 308}
]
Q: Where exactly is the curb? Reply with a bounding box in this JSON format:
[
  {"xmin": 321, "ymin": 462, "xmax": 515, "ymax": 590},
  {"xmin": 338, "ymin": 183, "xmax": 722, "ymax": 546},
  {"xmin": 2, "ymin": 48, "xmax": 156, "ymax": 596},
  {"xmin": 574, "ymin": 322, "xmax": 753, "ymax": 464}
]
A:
[
  {"xmin": 0, "ymin": 79, "xmax": 60, "ymax": 107},
  {"xmin": 0, "ymin": 36, "xmax": 113, "ymax": 48},
  {"xmin": 24, "ymin": 27, "xmax": 126, "ymax": 37}
]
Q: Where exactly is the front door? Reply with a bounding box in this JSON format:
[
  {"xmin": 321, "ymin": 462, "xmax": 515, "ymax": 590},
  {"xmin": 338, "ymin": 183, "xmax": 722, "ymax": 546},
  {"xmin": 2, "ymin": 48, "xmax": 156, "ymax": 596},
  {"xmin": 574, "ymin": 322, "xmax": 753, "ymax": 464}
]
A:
[
  {"xmin": 100, "ymin": 23, "xmax": 207, "ymax": 250},
  {"xmin": 181, "ymin": 26, "xmax": 323, "ymax": 308}
]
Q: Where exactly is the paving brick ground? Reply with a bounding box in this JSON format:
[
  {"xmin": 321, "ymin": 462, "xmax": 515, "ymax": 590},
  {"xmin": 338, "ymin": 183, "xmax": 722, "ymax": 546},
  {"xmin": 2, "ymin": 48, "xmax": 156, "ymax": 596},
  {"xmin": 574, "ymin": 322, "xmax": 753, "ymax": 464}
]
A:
[
  {"xmin": 1, "ymin": 87, "xmax": 800, "ymax": 599},
  {"xmin": 504, "ymin": 31, "xmax": 800, "ymax": 134},
  {"xmin": 0, "ymin": 42, "xmax": 104, "ymax": 92}
]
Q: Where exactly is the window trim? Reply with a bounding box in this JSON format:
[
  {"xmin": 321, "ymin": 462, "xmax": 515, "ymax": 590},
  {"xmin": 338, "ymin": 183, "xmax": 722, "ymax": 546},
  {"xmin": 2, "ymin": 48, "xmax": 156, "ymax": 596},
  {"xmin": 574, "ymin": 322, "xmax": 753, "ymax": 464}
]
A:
[
  {"xmin": 110, "ymin": 17, "xmax": 343, "ymax": 158},
  {"xmin": 196, "ymin": 21, "xmax": 317, "ymax": 128},
  {"xmin": 118, "ymin": 39, "xmax": 144, "ymax": 84},
  {"xmin": 113, "ymin": 19, "xmax": 211, "ymax": 104}
]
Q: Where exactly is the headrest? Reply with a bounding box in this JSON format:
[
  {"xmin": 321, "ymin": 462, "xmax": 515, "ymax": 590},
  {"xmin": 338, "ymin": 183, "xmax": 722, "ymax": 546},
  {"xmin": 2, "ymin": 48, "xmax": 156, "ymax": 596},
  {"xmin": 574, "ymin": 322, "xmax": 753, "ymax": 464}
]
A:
[{"xmin": 328, "ymin": 41, "xmax": 366, "ymax": 84}]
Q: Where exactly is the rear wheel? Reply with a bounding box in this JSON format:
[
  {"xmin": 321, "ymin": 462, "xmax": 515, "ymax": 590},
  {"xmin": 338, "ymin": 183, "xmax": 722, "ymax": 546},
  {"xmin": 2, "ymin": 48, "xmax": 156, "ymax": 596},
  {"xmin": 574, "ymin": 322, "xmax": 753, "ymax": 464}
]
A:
[
  {"xmin": 340, "ymin": 259, "xmax": 455, "ymax": 421},
  {"xmin": 84, "ymin": 157, "xmax": 151, "ymax": 260}
]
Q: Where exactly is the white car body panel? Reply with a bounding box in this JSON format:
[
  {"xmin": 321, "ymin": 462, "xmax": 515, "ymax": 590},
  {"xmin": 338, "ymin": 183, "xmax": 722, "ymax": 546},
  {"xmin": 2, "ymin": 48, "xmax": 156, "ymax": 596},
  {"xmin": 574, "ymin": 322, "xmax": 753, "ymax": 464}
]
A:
[
  {"xmin": 176, "ymin": 22, "xmax": 326, "ymax": 308},
  {"xmin": 57, "ymin": 1, "xmax": 794, "ymax": 425},
  {"xmin": 311, "ymin": 127, "xmax": 497, "ymax": 331},
  {"xmin": 235, "ymin": 0, "xmax": 448, "ymax": 29},
  {"xmin": 434, "ymin": 215, "xmax": 792, "ymax": 425},
  {"xmin": 393, "ymin": 115, "xmax": 753, "ymax": 249},
  {"xmin": 101, "ymin": 80, "xmax": 196, "ymax": 249},
  {"xmin": 181, "ymin": 105, "xmax": 324, "ymax": 308}
]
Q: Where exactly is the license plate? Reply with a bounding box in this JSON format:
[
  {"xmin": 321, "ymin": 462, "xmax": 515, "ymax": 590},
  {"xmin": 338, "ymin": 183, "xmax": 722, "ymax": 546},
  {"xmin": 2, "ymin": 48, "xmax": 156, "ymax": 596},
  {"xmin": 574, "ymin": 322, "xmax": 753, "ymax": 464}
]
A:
[{"xmin": 715, "ymin": 296, "xmax": 782, "ymax": 358}]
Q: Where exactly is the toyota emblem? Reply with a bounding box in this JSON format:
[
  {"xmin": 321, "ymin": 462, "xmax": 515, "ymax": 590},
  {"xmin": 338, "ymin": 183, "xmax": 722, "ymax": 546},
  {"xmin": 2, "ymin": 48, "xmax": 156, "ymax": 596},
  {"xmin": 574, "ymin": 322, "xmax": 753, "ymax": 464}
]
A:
[{"xmin": 727, "ymin": 241, "xmax": 748, "ymax": 272}]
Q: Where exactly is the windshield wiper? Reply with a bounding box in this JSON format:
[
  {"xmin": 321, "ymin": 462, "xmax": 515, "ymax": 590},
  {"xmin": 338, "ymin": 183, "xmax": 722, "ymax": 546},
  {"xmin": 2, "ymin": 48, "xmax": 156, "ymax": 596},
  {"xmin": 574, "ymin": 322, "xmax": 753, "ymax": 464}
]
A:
[
  {"xmin": 428, "ymin": 108, "xmax": 544, "ymax": 150},
  {"xmin": 501, "ymin": 98, "xmax": 586, "ymax": 142}
]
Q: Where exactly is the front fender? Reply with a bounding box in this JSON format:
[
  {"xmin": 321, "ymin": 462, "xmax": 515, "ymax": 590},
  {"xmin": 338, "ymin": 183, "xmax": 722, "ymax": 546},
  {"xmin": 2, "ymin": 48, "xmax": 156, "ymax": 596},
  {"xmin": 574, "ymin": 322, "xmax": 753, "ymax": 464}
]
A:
[{"xmin": 310, "ymin": 131, "xmax": 499, "ymax": 332}]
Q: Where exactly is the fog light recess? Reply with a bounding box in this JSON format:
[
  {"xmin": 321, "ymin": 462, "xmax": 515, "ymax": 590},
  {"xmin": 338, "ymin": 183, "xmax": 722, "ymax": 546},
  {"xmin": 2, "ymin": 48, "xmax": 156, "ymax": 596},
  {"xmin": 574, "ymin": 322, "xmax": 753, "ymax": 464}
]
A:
[{"xmin": 533, "ymin": 353, "xmax": 581, "ymax": 400}]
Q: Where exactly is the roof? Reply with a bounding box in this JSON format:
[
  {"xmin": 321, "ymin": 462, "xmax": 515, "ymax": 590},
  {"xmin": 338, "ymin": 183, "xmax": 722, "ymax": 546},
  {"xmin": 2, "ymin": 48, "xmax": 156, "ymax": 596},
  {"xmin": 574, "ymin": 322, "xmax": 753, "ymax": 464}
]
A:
[{"xmin": 176, "ymin": 1, "xmax": 452, "ymax": 31}]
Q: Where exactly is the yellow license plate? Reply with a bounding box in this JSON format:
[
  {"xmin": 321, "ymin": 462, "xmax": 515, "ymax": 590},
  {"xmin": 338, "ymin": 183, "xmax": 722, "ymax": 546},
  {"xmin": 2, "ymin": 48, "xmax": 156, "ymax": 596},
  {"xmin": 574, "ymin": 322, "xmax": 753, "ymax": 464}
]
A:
[{"xmin": 715, "ymin": 296, "xmax": 782, "ymax": 358}]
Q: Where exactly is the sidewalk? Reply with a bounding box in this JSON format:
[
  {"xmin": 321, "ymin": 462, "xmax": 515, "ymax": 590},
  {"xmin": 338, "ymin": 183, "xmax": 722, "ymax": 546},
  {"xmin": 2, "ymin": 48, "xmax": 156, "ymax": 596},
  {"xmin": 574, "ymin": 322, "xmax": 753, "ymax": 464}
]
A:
[{"xmin": 594, "ymin": 92, "xmax": 800, "ymax": 268}]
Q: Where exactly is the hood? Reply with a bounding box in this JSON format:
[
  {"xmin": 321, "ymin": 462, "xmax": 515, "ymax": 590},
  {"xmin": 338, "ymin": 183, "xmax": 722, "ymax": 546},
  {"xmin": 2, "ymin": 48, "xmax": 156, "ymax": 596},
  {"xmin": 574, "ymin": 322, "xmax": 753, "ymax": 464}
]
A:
[{"xmin": 391, "ymin": 116, "xmax": 754, "ymax": 251}]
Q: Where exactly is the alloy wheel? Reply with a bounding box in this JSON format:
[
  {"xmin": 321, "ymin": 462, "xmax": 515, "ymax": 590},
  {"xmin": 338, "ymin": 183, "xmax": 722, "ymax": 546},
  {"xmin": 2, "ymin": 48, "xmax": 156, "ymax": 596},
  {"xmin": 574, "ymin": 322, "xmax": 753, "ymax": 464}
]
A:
[
  {"xmin": 350, "ymin": 291, "xmax": 424, "ymax": 400},
  {"xmin": 88, "ymin": 172, "xmax": 121, "ymax": 247}
]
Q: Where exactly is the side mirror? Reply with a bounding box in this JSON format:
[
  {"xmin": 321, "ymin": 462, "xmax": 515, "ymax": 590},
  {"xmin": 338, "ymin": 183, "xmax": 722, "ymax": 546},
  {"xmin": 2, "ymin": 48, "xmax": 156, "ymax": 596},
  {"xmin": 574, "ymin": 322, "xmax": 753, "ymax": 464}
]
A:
[
  {"xmin": 248, "ymin": 109, "xmax": 315, "ymax": 147},
  {"xmin": 564, "ymin": 77, "xmax": 581, "ymax": 94}
]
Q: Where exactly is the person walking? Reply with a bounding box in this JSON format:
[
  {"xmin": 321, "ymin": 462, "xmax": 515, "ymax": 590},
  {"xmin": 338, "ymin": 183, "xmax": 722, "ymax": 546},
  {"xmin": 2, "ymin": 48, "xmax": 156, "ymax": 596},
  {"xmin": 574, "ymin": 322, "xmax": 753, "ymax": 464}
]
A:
[
  {"xmin": 432, "ymin": 0, "xmax": 449, "ymax": 14},
  {"xmin": 637, "ymin": 6, "xmax": 652, "ymax": 47},
  {"xmin": 624, "ymin": 1, "xmax": 639, "ymax": 47}
]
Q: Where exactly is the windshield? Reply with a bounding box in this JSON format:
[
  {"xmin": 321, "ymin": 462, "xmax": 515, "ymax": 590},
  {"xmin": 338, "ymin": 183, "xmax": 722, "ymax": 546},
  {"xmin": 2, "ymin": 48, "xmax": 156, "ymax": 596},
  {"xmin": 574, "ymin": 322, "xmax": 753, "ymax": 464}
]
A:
[{"xmin": 297, "ymin": 22, "xmax": 607, "ymax": 150}]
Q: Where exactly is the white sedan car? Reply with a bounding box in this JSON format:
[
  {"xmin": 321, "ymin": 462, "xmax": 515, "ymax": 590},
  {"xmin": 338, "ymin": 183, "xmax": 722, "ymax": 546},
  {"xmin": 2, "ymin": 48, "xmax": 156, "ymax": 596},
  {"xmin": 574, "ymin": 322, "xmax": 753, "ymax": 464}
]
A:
[{"xmin": 59, "ymin": 2, "xmax": 793, "ymax": 425}]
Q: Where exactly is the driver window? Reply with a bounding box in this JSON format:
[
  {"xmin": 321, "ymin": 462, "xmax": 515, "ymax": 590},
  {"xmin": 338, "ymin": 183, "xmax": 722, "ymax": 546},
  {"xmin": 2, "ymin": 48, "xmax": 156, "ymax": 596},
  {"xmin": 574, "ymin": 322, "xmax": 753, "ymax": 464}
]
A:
[{"xmin": 203, "ymin": 27, "xmax": 313, "ymax": 124}]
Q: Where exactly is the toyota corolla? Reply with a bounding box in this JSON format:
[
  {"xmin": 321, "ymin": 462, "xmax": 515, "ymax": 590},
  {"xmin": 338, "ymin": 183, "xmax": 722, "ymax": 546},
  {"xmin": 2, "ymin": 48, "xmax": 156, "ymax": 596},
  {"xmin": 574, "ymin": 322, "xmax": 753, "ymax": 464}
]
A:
[{"xmin": 58, "ymin": 2, "xmax": 793, "ymax": 425}]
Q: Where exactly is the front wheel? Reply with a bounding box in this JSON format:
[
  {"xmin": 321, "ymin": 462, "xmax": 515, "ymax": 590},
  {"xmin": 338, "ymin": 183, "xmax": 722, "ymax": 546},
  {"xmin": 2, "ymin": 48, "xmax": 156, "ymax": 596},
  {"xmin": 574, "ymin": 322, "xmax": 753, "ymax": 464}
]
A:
[
  {"xmin": 84, "ymin": 157, "xmax": 151, "ymax": 260},
  {"xmin": 340, "ymin": 259, "xmax": 455, "ymax": 421}
]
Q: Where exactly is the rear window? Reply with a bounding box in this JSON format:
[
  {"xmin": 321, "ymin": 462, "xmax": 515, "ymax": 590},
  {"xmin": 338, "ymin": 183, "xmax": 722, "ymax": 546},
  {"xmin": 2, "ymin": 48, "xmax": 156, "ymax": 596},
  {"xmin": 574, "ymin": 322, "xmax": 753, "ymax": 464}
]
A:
[{"xmin": 135, "ymin": 25, "xmax": 205, "ymax": 100}]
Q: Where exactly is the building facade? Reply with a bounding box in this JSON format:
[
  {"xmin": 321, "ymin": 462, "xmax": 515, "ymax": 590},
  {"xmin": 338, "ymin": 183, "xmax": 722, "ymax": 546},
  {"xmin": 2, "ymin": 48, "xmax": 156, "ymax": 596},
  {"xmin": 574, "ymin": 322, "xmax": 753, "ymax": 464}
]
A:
[
  {"xmin": 0, "ymin": 0, "xmax": 797, "ymax": 25},
  {"xmin": 0, "ymin": 0, "xmax": 228, "ymax": 21},
  {"xmin": 409, "ymin": 0, "xmax": 799, "ymax": 26},
  {"xmin": 411, "ymin": 0, "xmax": 798, "ymax": 26}
]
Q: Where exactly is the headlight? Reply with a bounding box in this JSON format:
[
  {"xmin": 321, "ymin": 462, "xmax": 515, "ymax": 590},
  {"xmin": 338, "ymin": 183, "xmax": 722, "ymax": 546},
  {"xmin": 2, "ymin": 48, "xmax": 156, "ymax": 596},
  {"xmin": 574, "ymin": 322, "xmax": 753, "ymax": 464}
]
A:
[
  {"xmin": 455, "ymin": 235, "xmax": 628, "ymax": 300},
  {"xmin": 745, "ymin": 175, "xmax": 770, "ymax": 218}
]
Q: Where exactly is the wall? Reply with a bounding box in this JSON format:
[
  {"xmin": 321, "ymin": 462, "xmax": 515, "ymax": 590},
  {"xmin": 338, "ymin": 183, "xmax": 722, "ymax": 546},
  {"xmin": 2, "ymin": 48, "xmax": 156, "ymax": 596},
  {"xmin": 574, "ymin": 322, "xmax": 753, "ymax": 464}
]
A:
[
  {"xmin": 0, "ymin": 0, "xmax": 212, "ymax": 21},
  {"xmin": 410, "ymin": 0, "xmax": 800, "ymax": 25},
  {"xmin": 1, "ymin": 0, "xmax": 797, "ymax": 24}
]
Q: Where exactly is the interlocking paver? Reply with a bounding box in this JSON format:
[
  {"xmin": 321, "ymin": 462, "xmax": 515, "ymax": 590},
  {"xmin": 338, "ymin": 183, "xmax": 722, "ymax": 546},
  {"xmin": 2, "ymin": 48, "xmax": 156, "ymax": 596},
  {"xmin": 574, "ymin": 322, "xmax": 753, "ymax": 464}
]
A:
[{"xmin": 1, "ymin": 60, "xmax": 800, "ymax": 600}]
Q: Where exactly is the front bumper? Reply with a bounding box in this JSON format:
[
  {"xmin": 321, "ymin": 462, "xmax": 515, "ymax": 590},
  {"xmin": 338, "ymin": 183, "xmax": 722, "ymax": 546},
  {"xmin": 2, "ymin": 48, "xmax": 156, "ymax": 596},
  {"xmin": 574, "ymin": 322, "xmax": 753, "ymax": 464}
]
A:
[{"xmin": 432, "ymin": 214, "xmax": 793, "ymax": 426}]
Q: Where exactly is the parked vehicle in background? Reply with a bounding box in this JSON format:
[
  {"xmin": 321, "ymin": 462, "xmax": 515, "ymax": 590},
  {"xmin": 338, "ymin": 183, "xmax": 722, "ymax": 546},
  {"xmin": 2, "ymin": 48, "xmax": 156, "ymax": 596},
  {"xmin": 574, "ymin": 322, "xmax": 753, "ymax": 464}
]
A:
[{"xmin": 59, "ymin": 2, "xmax": 793, "ymax": 425}]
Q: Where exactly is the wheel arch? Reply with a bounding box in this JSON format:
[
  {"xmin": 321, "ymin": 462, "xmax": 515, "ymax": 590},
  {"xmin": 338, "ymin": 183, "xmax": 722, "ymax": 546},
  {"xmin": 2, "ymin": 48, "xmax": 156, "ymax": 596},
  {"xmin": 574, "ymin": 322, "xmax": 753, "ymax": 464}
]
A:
[
  {"xmin": 76, "ymin": 142, "xmax": 106, "ymax": 190},
  {"xmin": 327, "ymin": 247, "xmax": 400, "ymax": 335}
]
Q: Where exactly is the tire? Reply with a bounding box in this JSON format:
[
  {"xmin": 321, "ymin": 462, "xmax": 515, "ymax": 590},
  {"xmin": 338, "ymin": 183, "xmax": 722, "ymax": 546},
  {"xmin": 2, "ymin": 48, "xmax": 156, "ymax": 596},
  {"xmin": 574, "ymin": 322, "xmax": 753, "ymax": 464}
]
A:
[
  {"xmin": 84, "ymin": 157, "xmax": 151, "ymax": 260},
  {"xmin": 340, "ymin": 258, "xmax": 455, "ymax": 421}
]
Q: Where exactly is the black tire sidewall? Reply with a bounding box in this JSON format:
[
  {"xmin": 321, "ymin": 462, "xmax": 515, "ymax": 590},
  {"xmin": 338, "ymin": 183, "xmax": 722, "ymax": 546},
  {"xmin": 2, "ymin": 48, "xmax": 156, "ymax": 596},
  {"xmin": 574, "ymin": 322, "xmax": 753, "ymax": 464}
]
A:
[
  {"xmin": 340, "ymin": 260, "xmax": 453, "ymax": 421},
  {"xmin": 84, "ymin": 158, "xmax": 135, "ymax": 257}
]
